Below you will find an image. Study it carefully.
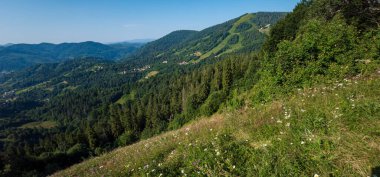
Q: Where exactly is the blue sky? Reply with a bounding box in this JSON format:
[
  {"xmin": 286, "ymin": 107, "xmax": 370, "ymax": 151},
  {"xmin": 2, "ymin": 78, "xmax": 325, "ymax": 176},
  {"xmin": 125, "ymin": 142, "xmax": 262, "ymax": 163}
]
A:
[{"xmin": 0, "ymin": 0, "xmax": 300, "ymax": 44}]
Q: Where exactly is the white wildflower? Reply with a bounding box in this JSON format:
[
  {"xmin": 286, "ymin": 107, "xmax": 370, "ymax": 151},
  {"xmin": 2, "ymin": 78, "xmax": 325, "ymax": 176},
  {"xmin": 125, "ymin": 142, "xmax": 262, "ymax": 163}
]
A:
[{"xmin": 301, "ymin": 141, "xmax": 305, "ymax": 145}]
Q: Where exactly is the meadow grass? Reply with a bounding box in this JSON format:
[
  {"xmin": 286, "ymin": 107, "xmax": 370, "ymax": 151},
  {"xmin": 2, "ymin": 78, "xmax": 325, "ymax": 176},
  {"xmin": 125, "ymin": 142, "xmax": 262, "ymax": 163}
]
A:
[{"xmin": 20, "ymin": 121, "xmax": 58, "ymax": 129}]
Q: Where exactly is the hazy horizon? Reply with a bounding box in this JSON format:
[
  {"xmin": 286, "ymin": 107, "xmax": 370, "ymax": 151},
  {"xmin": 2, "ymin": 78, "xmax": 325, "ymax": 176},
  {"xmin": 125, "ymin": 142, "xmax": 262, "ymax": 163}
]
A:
[{"xmin": 0, "ymin": 0, "xmax": 300, "ymax": 44}]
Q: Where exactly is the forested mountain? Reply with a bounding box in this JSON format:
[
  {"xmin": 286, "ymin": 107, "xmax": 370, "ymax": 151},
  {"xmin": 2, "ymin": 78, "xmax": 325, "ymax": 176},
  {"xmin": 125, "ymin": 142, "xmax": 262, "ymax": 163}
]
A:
[
  {"xmin": 0, "ymin": 41, "xmax": 143, "ymax": 71},
  {"xmin": 125, "ymin": 12, "xmax": 287, "ymax": 66},
  {"xmin": 0, "ymin": 12, "xmax": 288, "ymax": 177},
  {"xmin": 54, "ymin": 0, "xmax": 379, "ymax": 176},
  {"xmin": 1, "ymin": 0, "xmax": 380, "ymax": 176}
]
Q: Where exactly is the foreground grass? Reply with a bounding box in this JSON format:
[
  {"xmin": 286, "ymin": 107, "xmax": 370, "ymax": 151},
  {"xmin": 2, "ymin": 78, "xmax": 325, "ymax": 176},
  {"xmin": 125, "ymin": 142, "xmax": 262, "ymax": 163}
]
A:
[{"xmin": 53, "ymin": 72, "xmax": 380, "ymax": 177}]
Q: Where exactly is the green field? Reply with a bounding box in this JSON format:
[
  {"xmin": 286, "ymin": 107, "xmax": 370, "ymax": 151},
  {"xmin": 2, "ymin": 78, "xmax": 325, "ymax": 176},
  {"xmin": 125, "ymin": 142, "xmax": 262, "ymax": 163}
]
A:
[{"xmin": 20, "ymin": 121, "xmax": 58, "ymax": 129}]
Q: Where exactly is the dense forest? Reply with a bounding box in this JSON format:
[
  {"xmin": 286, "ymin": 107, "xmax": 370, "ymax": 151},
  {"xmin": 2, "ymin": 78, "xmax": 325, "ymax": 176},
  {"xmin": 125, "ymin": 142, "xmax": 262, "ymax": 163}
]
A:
[
  {"xmin": 0, "ymin": 12, "xmax": 287, "ymax": 176},
  {"xmin": 1, "ymin": 0, "xmax": 380, "ymax": 176}
]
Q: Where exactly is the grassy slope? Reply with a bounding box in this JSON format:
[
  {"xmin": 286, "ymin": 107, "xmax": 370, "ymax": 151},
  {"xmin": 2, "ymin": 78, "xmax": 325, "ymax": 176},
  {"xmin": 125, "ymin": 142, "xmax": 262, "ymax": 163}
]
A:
[
  {"xmin": 199, "ymin": 14, "xmax": 255, "ymax": 60},
  {"xmin": 20, "ymin": 121, "xmax": 58, "ymax": 129},
  {"xmin": 53, "ymin": 71, "xmax": 380, "ymax": 177}
]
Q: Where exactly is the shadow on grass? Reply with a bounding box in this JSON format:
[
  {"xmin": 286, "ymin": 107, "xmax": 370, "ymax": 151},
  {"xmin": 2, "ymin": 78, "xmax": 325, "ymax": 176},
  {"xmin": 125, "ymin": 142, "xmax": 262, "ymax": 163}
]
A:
[{"xmin": 372, "ymin": 166, "xmax": 380, "ymax": 177}]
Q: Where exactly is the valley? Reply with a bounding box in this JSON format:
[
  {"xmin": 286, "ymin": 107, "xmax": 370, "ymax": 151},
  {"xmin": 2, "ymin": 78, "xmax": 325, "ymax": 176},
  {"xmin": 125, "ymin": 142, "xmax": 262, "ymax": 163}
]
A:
[{"xmin": 0, "ymin": 0, "xmax": 379, "ymax": 176}]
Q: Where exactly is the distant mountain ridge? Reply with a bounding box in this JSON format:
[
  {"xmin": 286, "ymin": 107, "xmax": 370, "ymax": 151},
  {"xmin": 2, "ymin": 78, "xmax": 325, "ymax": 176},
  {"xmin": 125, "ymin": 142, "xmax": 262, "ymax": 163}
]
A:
[
  {"xmin": 126, "ymin": 12, "xmax": 288, "ymax": 65},
  {"xmin": 0, "ymin": 41, "xmax": 143, "ymax": 71}
]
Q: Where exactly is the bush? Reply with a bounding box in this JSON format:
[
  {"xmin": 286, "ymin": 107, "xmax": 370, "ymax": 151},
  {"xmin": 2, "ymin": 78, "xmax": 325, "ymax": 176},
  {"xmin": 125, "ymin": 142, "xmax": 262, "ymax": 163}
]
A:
[
  {"xmin": 117, "ymin": 131, "xmax": 136, "ymax": 146},
  {"xmin": 200, "ymin": 91, "xmax": 226, "ymax": 116}
]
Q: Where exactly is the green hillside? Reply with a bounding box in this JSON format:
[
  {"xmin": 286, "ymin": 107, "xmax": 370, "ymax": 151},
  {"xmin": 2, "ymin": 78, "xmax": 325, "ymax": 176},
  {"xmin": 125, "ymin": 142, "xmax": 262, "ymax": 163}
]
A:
[
  {"xmin": 1, "ymin": 0, "xmax": 379, "ymax": 176},
  {"xmin": 126, "ymin": 12, "xmax": 287, "ymax": 66},
  {"xmin": 53, "ymin": 70, "xmax": 380, "ymax": 177},
  {"xmin": 52, "ymin": 0, "xmax": 380, "ymax": 176}
]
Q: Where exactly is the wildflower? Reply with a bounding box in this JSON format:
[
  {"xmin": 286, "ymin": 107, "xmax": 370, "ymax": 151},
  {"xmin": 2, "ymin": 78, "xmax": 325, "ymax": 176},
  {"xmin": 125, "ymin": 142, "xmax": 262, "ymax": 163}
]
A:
[
  {"xmin": 152, "ymin": 169, "xmax": 155, "ymax": 172},
  {"xmin": 185, "ymin": 132, "xmax": 188, "ymax": 136},
  {"xmin": 286, "ymin": 123, "xmax": 290, "ymax": 127},
  {"xmin": 301, "ymin": 109, "xmax": 306, "ymax": 113},
  {"xmin": 301, "ymin": 141, "xmax": 305, "ymax": 145},
  {"xmin": 159, "ymin": 173, "xmax": 163, "ymax": 177},
  {"xmin": 233, "ymin": 165, "xmax": 236, "ymax": 169},
  {"xmin": 216, "ymin": 151, "xmax": 220, "ymax": 156},
  {"xmin": 99, "ymin": 166, "xmax": 104, "ymax": 169},
  {"xmin": 210, "ymin": 128, "xmax": 213, "ymax": 131},
  {"xmin": 181, "ymin": 169, "xmax": 185, "ymax": 174},
  {"xmin": 277, "ymin": 120, "xmax": 283, "ymax": 123},
  {"xmin": 314, "ymin": 174, "xmax": 319, "ymax": 177}
]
